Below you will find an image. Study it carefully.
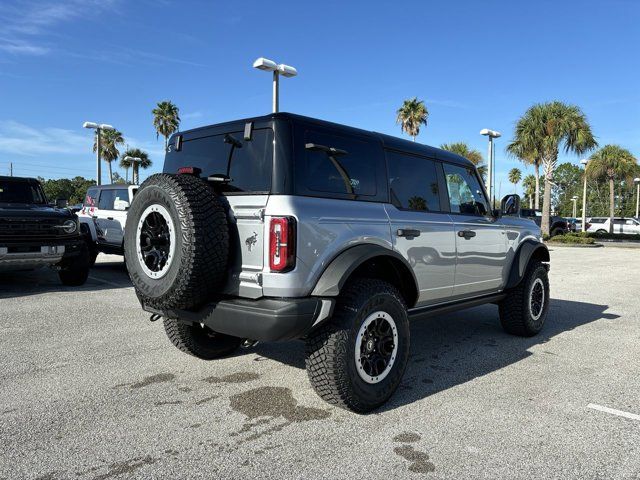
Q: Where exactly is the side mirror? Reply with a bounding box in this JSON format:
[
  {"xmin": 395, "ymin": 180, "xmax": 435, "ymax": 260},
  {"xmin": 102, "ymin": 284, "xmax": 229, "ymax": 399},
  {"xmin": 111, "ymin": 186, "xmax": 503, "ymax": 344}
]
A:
[
  {"xmin": 55, "ymin": 198, "xmax": 68, "ymax": 209},
  {"xmin": 113, "ymin": 199, "xmax": 130, "ymax": 211},
  {"xmin": 500, "ymin": 194, "xmax": 520, "ymax": 216}
]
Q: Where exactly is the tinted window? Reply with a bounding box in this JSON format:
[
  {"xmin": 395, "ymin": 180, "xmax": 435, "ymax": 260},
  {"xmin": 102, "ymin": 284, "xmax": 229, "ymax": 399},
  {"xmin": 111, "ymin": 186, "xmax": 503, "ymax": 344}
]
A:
[
  {"xmin": 0, "ymin": 180, "xmax": 46, "ymax": 204},
  {"xmin": 590, "ymin": 218, "xmax": 605, "ymax": 224},
  {"xmin": 84, "ymin": 187, "xmax": 99, "ymax": 207},
  {"xmin": 304, "ymin": 131, "xmax": 377, "ymax": 196},
  {"xmin": 443, "ymin": 163, "xmax": 489, "ymax": 216},
  {"xmin": 387, "ymin": 152, "xmax": 440, "ymax": 212},
  {"xmin": 97, "ymin": 190, "xmax": 116, "ymax": 210},
  {"xmin": 164, "ymin": 128, "xmax": 273, "ymax": 193}
]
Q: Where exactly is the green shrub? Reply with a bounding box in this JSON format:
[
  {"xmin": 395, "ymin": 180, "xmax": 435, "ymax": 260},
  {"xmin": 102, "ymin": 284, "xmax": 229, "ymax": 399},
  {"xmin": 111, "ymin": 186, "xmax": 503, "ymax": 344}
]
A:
[{"xmin": 546, "ymin": 233, "xmax": 596, "ymax": 245}]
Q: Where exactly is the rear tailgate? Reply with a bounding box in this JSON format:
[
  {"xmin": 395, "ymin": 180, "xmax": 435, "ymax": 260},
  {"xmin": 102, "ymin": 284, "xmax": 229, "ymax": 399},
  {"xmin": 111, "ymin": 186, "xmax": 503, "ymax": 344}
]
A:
[{"xmin": 221, "ymin": 195, "xmax": 268, "ymax": 299}]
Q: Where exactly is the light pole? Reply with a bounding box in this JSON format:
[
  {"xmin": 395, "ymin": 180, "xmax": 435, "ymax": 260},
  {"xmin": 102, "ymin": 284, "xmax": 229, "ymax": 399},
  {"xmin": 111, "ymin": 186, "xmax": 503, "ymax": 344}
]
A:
[
  {"xmin": 83, "ymin": 122, "xmax": 114, "ymax": 186},
  {"xmin": 571, "ymin": 195, "xmax": 578, "ymax": 218},
  {"xmin": 580, "ymin": 158, "xmax": 589, "ymax": 231},
  {"xmin": 253, "ymin": 57, "xmax": 297, "ymax": 113},
  {"xmin": 634, "ymin": 177, "xmax": 640, "ymax": 219},
  {"xmin": 480, "ymin": 129, "xmax": 501, "ymax": 206},
  {"xmin": 124, "ymin": 156, "xmax": 142, "ymax": 184}
]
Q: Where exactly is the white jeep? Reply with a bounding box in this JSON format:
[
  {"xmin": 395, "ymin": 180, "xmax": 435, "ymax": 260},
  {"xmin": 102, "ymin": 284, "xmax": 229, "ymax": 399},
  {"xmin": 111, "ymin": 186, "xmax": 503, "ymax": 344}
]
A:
[{"xmin": 78, "ymin": 184, "xmax": 138, "ymax": 265}]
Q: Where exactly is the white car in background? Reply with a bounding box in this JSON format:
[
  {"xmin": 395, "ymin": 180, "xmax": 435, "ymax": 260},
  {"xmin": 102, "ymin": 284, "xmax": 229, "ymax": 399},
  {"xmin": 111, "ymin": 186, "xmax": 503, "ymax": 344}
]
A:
[
  {"xmin": 586, "ymin": 217, "xmax": 640, "ymax": 235},
  {"xmin": 78, "ymin": 184, "xmax": 138, "ymax": 264}
]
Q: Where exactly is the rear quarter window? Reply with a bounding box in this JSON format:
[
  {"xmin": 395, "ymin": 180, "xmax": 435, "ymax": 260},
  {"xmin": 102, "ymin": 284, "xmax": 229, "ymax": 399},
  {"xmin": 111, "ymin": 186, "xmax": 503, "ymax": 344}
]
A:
[{"xmin": 295, "ymin": 129, "xmax": 387, "ymax": 202}]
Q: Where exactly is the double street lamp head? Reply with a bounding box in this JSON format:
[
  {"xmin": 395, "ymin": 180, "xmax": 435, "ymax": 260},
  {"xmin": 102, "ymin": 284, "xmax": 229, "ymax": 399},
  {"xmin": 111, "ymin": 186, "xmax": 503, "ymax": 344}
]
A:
[
  {"xmin": 580, "ymin": 158, "xmax": 589, "ymax": 166},
  {"xmin": 480, "ymin": 128, "xmax": 501, "ymax": 138},
  {"xmin": 252, "ymin": 57, "xmax": 298, "ymax": 77},
  {"xmin": 635, "ymin": 177, "xmax": 640, "ymax": 185},
  {"xmin": 83, "ymin": 121, "xmax": 114, "ymax": 131}
]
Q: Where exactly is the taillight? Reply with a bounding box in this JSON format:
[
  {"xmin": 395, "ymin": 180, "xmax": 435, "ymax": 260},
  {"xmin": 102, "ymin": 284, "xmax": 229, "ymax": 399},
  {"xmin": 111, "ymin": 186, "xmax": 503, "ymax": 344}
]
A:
[
  {"xmin": 269, "ymin": 217, "xmax": 296, "ymax": 272},
  {"xmin": 177, "ymin": 166, "xmax": 201, "ymax": 176}
]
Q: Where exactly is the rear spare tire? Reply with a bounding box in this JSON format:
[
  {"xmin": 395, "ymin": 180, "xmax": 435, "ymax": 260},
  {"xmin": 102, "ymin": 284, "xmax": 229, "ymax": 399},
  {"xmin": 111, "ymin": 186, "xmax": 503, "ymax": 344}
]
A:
[{"xmin": 124, "ymin": 173, "xmax": 229, "ymax": 311}]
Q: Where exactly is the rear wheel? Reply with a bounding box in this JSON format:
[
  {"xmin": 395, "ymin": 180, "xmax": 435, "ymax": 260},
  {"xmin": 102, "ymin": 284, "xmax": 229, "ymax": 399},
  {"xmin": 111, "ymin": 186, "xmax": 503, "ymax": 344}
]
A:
[
  {"xmin": 163, "ymin": 317, "xmax": 242, "ymax": 360},
  {"xmin": 305, "ymin": 278, "xmax": 410, "ymax": 413},
  {"xmin": 499, "ymin": 260, "xmax": 549, "ymax": 336}
]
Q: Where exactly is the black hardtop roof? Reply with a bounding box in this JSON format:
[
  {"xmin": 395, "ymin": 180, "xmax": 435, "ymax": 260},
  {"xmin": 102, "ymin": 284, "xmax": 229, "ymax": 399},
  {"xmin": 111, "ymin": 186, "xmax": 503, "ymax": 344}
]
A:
[
  {"xmin": 0, "ymin": 175, "xmax": 41, "ymax": 183},
  {"xmin": 172, "ymin": 112, "xmax": 473, "ymax": 168}
]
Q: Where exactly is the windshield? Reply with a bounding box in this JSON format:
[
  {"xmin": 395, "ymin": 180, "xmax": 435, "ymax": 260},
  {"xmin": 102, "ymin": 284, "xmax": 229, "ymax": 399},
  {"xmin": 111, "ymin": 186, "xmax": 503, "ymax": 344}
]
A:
[
  {"xmin": 0, "ymin": 180, "xmax": 47, "ymax": 204},
  {"xmin": 163, "ymin": 128, "xmax": 273, "ymax": 194}
]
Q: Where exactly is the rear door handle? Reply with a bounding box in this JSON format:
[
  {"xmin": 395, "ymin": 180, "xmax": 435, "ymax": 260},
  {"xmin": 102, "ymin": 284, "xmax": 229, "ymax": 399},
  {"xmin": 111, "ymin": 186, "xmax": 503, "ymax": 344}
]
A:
[
  {"xmin": 107, "ymin": 217, "xmax": 114, "ymax": 220},
  {"xmin": 458, "ymin": 229, "xmax": 476, "ymax": 239},
  {"xmin": 397, "ymin": 229, "xmax": 421, "ymax": 238}
]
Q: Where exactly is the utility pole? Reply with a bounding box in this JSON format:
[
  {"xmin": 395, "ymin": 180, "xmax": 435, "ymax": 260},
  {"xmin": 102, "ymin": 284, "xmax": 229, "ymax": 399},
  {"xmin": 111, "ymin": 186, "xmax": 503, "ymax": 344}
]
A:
[{"xmin": 9, "ymin": 162, "xmax": 12, "ymax": 177}]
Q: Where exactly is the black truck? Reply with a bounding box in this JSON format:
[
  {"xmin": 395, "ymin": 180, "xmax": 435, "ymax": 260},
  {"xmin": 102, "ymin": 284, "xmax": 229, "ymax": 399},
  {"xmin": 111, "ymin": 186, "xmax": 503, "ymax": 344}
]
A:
[{"xmin": 0, "ymin": 176, "xmax": 90, "ymax": 285}]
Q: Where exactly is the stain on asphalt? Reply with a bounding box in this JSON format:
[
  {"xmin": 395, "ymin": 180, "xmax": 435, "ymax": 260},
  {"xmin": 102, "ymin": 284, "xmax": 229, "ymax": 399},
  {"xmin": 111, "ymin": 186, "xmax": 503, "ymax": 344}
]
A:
[
  {"xmin": 394, "ymin": 445, "xmax": 435, "ymax": 474},
  {"xmin": 394, "ymin": 432, "xmax": 421, "ymax": 443},
  {"xmin": 116, "ymin": 373, "xmax": 175, "ymax": 389},
  {"xmin": 190, "ymin": 423, "xmax": 202, "ymax": 428},
  {"xmin": 91, "ymin": 456, "xmax": 156, "ymax": 480},
  {"xmin": 230, "ymin": 386, "xmax": 330, "ymax": 442},
  {"xmin": 154, "ymin": 400, "xmax": 182, "ymax": 406},
  {"xmin": 195, "ymin": 395, "xmax": 219, "ymax": 405},
  {"xmin": 34, "ymin": 472, "xmax": 58, "ymax": 480},
  {"xmin": 178, "ymin": 386, "xmax": 192, "ymax": 393},
  {"xmin": 203, "ymin": 372, "xmax": 260, "ymax": 384}
]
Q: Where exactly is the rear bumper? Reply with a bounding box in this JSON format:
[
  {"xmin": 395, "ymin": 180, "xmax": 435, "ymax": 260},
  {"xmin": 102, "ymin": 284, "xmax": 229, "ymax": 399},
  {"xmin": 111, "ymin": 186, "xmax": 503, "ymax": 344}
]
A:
[{"xmin": 143, "ymin": 296, "xmax": 335, "ymax": 342}]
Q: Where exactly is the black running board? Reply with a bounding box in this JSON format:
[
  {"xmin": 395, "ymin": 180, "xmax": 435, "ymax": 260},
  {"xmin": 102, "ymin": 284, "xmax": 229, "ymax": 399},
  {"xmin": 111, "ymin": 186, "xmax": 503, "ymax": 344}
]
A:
[{"xmin": 408, "ymin": 293, "xmax": 506, "ymax": 321}]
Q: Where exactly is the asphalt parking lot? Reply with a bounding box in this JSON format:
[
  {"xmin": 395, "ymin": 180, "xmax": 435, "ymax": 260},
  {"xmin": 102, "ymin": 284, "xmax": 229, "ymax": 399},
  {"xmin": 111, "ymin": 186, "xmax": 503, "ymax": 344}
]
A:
[{"xmin": 1, "ymin": 247, "xmax": 639, "ymax": 479}]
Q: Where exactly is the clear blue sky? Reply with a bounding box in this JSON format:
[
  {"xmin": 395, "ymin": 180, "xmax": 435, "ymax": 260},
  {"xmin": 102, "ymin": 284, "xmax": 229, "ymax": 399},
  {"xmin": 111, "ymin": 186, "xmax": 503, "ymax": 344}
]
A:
[{"xmin": 0, "ymin": 0, "xmax": 638, "ymax": 196}]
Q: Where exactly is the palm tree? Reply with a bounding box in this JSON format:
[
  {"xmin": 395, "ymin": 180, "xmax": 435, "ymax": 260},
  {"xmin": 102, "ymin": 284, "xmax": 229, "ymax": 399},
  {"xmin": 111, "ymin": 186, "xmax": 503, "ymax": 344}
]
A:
[
  {"xmin": 506, "ymin": 102, "xmax": 597, "ymax": 235},
  {"xmin": 586, "ymin": 145, "xmax": 638, "ymax": 233},
  {"xmin": 506, "ymin": 141, "xmax": 542, "ymax": 209},
  {"xmin": 396, "ymin": 97, "xmax": 428, "ymax": 142},
  {"xmin": 93, "ymin": 129, "xmax": 124, "ymax": 184},
  {"xmin": 508, "ymin": 168, "xmax": 522, "ymax": 194},
  {"xmin": 522, "ymin": 174, "xmax": 536, "ymax": 208},
  {"xmin": 152, "ymin": 100, "xmax": 180, "ymax": 152},
  {"xmin": 440, "ymin": 142, "xmax": 487, "ymax": 180},
  {"xmin": 120, "ymin": 148, "xmax": 152, "ymax": 185}
]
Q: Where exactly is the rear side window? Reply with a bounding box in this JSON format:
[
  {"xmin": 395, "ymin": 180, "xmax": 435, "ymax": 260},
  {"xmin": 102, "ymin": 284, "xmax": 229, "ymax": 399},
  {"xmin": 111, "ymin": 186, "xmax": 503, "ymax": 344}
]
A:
[
  {"xmin": 164, "ymin": 128, "xmax": 273, "ymax": 194},
  {"xmin": 387, "ymin": 152, "xmax": 440, "ymax": 211},
  {"xmin": 304, "ymin": 131, "xmax": 377, "ymax": 197},
  {"xmin": 84, "ymin": 187, "xmax": 99, "ymax": 208},
  {"xmin": 590, "ymin": 218, "xmax": 605, "ymax": 224},
  {"xmin": 97, "ymin": 190, "xmax": 116, "ymax": 210}
]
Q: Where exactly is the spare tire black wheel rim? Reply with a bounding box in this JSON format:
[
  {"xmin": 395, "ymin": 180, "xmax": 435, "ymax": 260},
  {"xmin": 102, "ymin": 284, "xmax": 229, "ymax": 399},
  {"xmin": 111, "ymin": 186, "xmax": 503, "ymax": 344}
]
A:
[
  {"xmin": 529, "ymin": 277, "xmax": 545, "ymax": 321},
  {"xmin": 355, "ymin": 311, "xmax": 398, "ymax": 384},
  {"xmin": 136, "ymin": 204, "xmax": 176, "ymax": 279}
]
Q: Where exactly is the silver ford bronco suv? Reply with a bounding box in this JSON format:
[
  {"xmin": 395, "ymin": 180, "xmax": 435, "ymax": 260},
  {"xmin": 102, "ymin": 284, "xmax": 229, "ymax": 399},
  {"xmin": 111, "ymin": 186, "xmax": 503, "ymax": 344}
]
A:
[{"xmin": 124, "ymin": 113, "xmax": 550, "ymax": 413}]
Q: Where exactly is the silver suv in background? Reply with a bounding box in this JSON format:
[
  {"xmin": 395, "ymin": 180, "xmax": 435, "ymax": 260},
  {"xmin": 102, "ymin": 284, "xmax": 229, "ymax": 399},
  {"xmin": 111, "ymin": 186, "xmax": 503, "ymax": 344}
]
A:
[
  {"xmin": 78, "ymin": 184, "xmax": 138, "ymax": 264},
  {"xmin": 123, "ymin": 113, "xmax": 550, "ymax": 412},
  {"xmin": 586, "ymin": 217, "xmax": 640, "ymax": 235}
]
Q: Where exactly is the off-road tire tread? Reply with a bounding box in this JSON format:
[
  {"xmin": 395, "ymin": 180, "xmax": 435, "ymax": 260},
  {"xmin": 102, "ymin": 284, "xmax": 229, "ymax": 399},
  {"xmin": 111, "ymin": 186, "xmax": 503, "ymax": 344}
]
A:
[
  {"xmin": 126, "ymin": 173, "xmax": 229, "ymax": 311},
  {"xmin": 305, "ymin": 278, "xmax": 407, "ymax": 413},
  {"xmin": 163, "ymin": 317, "xmax": 241, "ymax": 359},
  {"xmin": 499, "ymin": 260, "xmax": 548, "ymax": 337}
]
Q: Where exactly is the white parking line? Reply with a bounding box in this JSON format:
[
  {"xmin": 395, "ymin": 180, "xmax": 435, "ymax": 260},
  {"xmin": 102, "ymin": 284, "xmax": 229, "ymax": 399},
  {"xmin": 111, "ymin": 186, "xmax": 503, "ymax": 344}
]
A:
[
  {"xmin": 88, "ymin": 275, "xmax": 128, "ymax": 288},
  {"xmin": 587, "ymin": 403, "xmax": 640, "ymax": 422}
]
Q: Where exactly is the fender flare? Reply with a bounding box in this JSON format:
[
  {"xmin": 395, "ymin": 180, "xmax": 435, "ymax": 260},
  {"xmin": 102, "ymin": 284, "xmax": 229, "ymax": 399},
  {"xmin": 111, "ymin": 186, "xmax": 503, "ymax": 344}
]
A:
[
  {"xmin": 505, "ymin": 240, "xmax": 550, "ymax": 289},
  {"xmin": 310, "ymin": 244, "xmax": 419, "ymax": 306}
]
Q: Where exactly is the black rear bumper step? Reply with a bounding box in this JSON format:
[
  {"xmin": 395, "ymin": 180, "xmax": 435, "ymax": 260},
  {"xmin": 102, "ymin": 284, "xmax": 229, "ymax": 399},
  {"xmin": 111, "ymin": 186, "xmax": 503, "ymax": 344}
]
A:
[{"xmin": 143, "ymin": 297, "xmax": 328, "ymax": 342}]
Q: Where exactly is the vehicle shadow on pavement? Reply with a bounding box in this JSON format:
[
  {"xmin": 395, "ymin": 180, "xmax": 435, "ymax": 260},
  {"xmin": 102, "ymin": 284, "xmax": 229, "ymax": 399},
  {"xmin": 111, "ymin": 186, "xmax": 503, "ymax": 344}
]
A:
[
  {"xmin": 251, "ymin": 298, "xmax": 618, "ymax": 411},
  {"xmin": 0, "ymin": 260, "xmax": 130, "ymax": 299}
]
